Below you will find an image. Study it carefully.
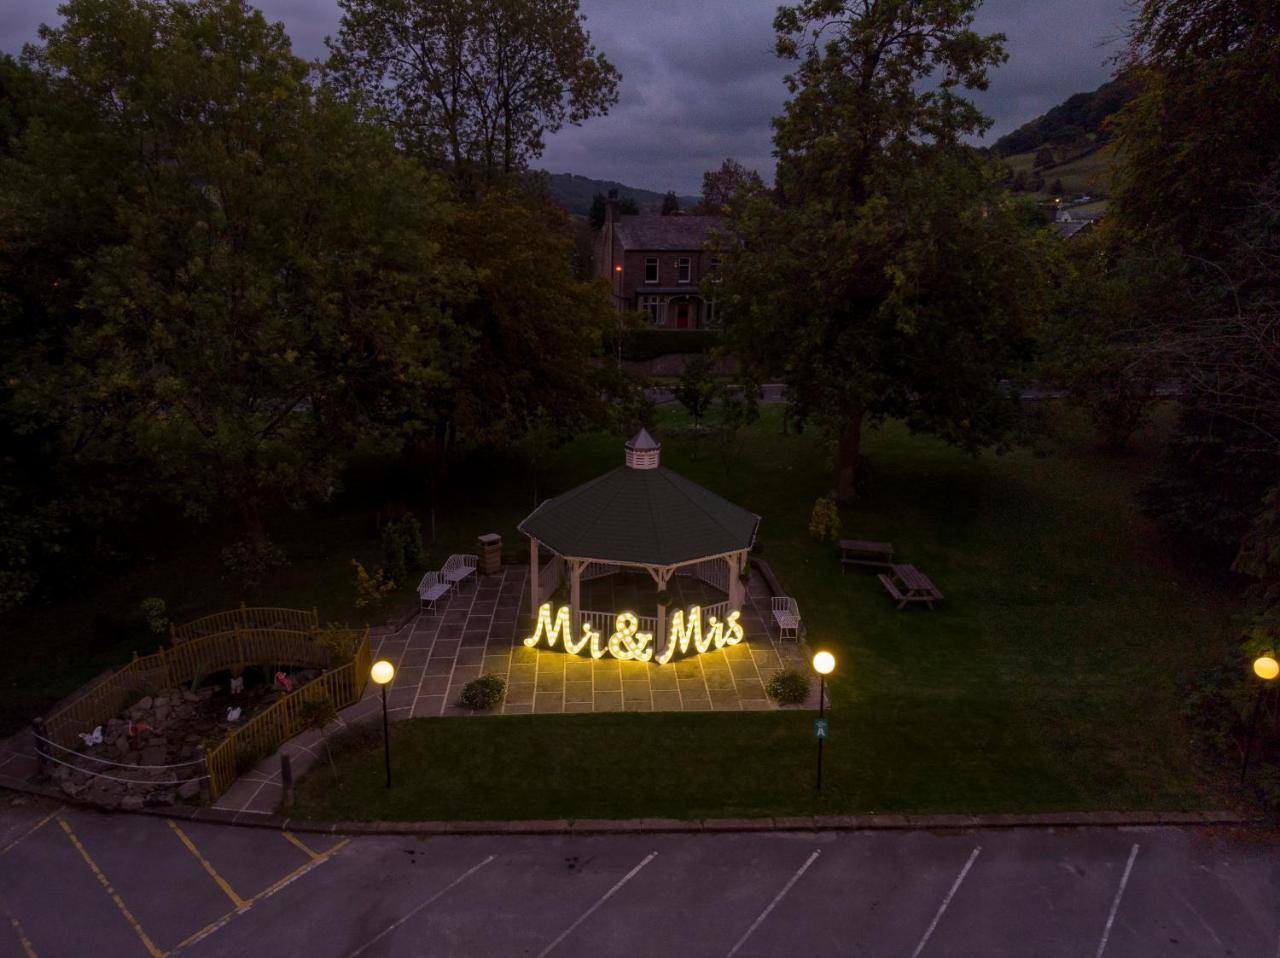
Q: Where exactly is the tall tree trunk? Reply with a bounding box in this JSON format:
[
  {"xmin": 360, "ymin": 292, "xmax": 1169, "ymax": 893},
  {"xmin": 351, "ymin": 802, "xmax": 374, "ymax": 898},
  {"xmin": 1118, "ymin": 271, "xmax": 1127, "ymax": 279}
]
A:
[{"xmin": 834, "ymin": 409, "xmax": 864, "ymax": 501}]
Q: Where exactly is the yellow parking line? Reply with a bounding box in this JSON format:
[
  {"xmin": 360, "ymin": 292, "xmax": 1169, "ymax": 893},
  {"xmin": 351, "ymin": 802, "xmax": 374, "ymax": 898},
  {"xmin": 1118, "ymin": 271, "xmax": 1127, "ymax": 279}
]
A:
[
  {"xmin": 171, "ymin": 838, "xmax": 350, "ymax": 954},
  {"xmin": 1, "ymin": 894, "xmax": 39, "ymax": 958},
  {"xmin": 166, "ymin": 820, "xmax": 246, "ymax": 909},
  {"xmin": 281, "ymin": 831, "xmax": 321, "ymax": 861},
  {"xmin": 58, "ymin": 817, "xmax": 164, "ymax": 958},
  {"xmin": 1, "ymin": 809, "xmax": 58, "ymax": 856}
]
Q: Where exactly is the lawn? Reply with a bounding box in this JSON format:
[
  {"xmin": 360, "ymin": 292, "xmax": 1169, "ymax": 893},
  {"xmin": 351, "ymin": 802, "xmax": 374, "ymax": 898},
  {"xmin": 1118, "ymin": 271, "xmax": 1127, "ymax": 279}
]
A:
[{"xmin": 291, "ymin": 404, "xmax": 1241, "ymax": 820}]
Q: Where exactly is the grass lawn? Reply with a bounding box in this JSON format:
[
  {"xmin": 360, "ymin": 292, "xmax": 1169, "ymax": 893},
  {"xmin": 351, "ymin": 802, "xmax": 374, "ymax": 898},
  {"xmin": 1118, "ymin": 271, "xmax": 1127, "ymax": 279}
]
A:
[{"xmin": 292, "ymin": 404, "xmax": 1240, "ymax": 820}]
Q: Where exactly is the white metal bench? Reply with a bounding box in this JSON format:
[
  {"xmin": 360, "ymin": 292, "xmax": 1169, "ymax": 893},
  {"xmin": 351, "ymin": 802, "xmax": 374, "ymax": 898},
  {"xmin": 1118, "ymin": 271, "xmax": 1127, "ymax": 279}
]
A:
[
  {"xmin": 442, "ymin": 554, "xmax": 478, "ymax": 589},
  {"xmin": 772, "ymin": 596, "xmax": 801, "ymax": 640},
  {"xmin": 418, "ymin": 571, "xmax": 451, "ymax": 612}
]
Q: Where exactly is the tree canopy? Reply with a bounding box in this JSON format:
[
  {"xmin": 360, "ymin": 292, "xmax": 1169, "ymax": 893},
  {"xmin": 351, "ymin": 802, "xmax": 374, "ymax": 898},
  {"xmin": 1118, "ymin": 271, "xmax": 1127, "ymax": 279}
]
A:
[
  {"xmin": 716, "ymin": 0, "xmax": 1055, "ymax": 499},
  {"xmin": 696, "ymin": 158, "xmax": 764, "ymax": 215},
  {"xmin": 326, "ymin": 0, "xmax": 620, "ymax": 179}
]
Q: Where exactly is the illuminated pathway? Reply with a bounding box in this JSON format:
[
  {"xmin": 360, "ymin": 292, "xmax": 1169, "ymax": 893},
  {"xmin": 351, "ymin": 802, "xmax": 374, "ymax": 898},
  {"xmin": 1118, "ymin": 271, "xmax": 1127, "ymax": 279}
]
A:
[{"xmin": 2, "ymin": 798, "xmax": 1278, "ymax": 957}]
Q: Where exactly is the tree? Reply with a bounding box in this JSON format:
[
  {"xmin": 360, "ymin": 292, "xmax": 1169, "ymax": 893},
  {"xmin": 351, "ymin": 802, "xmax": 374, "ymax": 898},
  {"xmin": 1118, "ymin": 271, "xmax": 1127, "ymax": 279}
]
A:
[
  {"xmin": 674, "ymin": 355, "xmax": 720, "ymax": 429},
  {"xmin": 660, "ymin": 191, "xmax": 680, "ymax": 215},
  {"xmin": 586, "ymin": 191, "xmax": 638, "ymax": 229},
  {"xmin": 6, "ymin": 0, "xmax": 460, "ymax": 565},
  {"xmin": 1049, "ymin": 178, "xmax": 1065, "ymax": 195},
  {"xmin": 326, "ymin": 0, "xmax": 620, "ymax": 179},
  {"xmin": 696, "ymin": 158, "xmax": 765, "ymax": 214},
  {"xmin": 717, "ymin": 0, "xmax": 1056, "ymax": 499},
  {"xmin": 1033, "ymin": 146, "xmax": 1056, "ymax": 169}
]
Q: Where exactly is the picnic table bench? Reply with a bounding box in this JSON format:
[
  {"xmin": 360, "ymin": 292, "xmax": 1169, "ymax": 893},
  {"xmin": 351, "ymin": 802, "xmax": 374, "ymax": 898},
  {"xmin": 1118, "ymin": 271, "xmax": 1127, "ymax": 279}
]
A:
[
  {"xmin": 839, "ymin": 538, "xmax": 895, "ymax": 569},
  {"xmin": 877, "ymin": 563, "xmax": 943, "ymax": 610}
]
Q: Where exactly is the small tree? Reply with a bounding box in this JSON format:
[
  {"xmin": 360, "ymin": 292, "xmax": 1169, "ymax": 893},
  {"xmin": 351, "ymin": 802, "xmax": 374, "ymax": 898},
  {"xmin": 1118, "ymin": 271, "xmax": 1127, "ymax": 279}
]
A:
[
  {"xmin": 661, "ymin": 191, "xmax": 681, "ymax": 215},
  {"xmin": 351, "ymin": 560, "xmax": 395, "ymax": 610},
  {"xmin": 674, "ymin": 355, "xmax": 720, "ymax": 429},
  {"xmin": 808, "ymin": 496, "xmax": 841, "ymax": 542}
]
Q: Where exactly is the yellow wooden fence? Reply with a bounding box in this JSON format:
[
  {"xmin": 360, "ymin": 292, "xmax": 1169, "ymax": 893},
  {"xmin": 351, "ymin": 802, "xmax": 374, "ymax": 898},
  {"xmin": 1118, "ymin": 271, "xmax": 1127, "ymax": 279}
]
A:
[
  {"xmin": 205, "ymin": 628, "xmax": 371, "ymax": 799},
  {"xmin": 171, "ymin": 604, "xmax": 320, "ymax": 643},
  {"xmin": 44, "ymin": 611, "xmax": 331, "ymax": 749}
]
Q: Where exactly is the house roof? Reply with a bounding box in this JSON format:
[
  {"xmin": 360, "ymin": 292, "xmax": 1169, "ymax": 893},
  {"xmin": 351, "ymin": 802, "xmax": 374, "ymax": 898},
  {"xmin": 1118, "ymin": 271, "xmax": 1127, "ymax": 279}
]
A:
[
  {"xmin": 518, "ymin": 464, "xmax": 760, "ymax": 566},
  {"xmin": 613, "ymin": 214, "xmax": 723, "ymax": 251},
  {"xmin": 1052, "ymin": 219, "xmax": 1094, "ymax": 240}
]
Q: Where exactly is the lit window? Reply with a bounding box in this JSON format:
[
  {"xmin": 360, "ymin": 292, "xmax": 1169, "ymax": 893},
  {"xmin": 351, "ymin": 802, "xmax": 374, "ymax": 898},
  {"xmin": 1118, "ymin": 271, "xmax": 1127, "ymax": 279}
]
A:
[
  {"xmin": 678, "ymin": 257, "xmax": 691, "ymax": 283},
  {"xmin": 644, "ymin": 258, "xmax": 658, "ymax": 283}
]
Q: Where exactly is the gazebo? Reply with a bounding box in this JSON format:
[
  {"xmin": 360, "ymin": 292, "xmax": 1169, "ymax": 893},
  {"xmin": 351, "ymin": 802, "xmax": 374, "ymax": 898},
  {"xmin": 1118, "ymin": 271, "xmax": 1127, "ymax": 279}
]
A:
[{"xmin": 518, "ymin": 430, "xmax": 760, "ymax": 663}]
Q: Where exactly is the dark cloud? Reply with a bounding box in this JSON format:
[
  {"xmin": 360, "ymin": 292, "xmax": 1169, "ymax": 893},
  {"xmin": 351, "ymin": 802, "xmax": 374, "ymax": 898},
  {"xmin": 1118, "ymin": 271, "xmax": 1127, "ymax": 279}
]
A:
[{"xmin": 2, "ymin": 0, "xmax": 1129, "ymax": 194}]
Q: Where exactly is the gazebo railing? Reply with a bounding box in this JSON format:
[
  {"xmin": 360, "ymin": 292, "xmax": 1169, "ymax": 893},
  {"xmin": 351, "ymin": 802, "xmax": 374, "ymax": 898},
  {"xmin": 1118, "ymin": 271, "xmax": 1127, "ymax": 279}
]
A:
[
  {"xmin": 676, "ymin": 558, "xmax": 730, "ymax": 593},
  {"xmin": 537, "ymin": 554, "xmax": 562, "ymax": 605},
  {"xmin": 702, "ymin": 599, "xmax": 731, "ymax": 622},
  {"xmin": 581, "ymin": 562, "xmax": 621, "ymax": 582}
]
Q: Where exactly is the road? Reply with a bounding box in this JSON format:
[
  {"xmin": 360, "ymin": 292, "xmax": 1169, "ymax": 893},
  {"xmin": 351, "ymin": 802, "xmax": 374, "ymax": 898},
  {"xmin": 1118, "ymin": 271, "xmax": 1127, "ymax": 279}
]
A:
[{"xmin": 1, "ymin": 797, "xmax": 1277, "ymax": 957}]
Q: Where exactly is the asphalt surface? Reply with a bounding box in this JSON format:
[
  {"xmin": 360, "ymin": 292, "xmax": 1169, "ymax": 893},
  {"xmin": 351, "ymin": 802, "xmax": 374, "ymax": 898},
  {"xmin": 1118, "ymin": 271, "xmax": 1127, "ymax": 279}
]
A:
[{"xmin": 1, "ymin": 797, "xmax": 1277, "ymax": 958}]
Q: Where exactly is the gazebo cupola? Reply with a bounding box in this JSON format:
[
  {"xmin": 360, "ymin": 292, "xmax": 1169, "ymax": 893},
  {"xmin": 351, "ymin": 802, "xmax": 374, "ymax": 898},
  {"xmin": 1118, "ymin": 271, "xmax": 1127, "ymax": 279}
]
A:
[{"xmin": 518, "ymin": 431, "xmax": 760, "ymax": 663}]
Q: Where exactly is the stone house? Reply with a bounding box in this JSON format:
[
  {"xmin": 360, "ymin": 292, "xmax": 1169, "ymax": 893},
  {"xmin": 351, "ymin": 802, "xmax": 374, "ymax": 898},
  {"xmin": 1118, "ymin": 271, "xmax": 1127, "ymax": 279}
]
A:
[{"xmin": 594, "ymin": 190, "xmax": 723, "ymax": 330}]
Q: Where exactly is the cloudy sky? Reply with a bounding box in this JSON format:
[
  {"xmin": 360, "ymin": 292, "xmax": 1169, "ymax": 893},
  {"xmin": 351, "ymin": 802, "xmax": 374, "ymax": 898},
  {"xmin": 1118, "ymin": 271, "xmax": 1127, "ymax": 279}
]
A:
[{"xmin": 1, "ymin": 0, "xmax": 1130, "ymax": 195}]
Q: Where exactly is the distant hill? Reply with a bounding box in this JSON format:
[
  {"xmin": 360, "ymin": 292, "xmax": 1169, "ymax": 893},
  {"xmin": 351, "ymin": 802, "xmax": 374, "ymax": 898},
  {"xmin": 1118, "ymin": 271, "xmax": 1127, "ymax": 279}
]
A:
[
  {"xmin": 536, "ymin": 171, "xmax": 700, "ymax": 217},
  {"xmin": 992, "ymin": 78, "xmax": 1133, "ymax": 157}
]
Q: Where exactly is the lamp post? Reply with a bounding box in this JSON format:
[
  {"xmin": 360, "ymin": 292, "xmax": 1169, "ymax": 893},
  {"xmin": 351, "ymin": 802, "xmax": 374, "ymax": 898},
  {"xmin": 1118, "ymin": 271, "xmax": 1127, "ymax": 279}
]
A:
[
  {"xmin": 1241, "ymin": 654, "xmax": 1278, "ymax": 784},
  {"xmin": 370, "ymin": 659, "xmax": 396, "ymax": 788},
  {"xmin": 812, "ymin": 651, "xmax": 835, "ymax": 791}
]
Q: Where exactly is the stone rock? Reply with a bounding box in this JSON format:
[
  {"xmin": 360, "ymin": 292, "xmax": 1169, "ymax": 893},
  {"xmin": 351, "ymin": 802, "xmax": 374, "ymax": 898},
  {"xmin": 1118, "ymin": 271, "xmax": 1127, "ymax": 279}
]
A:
[
  {"xmin": 135, "ymin": 696, "xmax": 154, "ymax": 711},
  {"xmin": 146, "ymin": 738, "xmax": 167, "ymax": 748},
  {"xmin": 145, "ymin": 789, "xmax": 175, "ymax": 807},
  {"xmin": 140, "ymin": 746, "xmax": 168, "ymax": 765},
  {"xmin": 119, "ymin": 794, "xmax": 145, "ymax": 811},
  {"xmin": 198, "ymin": 687, "xmax": 215, "ymax": 700},
  {"xmin": 124, "ymin": 750, "xmax": 141, "ymax": 765},
  {"xmin": 153, "ymin": 705, "xmax": 170, "ymax": 725},
  {"xmin": 60, "ymin": 779, "xmax": 88, "ymax": 798},
  {"xmin": 183, "ymin": 690, "xmax": 201, "ymax": 703},
  {"xmin": 177, "ymin": 780, "xmax": 200, "ymax": 800},
  {"xmin": 113, "ymin": 735, "xmax": 130, "ymax": 755}
]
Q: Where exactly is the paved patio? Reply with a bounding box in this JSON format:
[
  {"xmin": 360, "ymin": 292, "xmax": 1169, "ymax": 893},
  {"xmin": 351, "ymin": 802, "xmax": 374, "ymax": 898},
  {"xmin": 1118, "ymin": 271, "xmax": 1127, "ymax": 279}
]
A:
[{"xmin": 373, "ymin": 564, "xmax": 807, "ymax": 717}]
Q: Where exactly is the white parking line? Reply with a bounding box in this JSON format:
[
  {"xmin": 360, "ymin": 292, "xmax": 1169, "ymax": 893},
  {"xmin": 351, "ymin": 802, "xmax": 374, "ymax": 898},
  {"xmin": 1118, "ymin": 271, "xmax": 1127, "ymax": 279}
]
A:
[
  {"xmin": 346, "ymin": 855, "xmax": 496, "ymax": 958},
  {"xmin": 1095, "ymin": 843, "xmax": 1140, "ymax": 958},
  {"xmin": 725, "ymin": 849, "xmax": 822, "ymax": 958},
  {"xmin": 536, "ymin": 851, "xmax": 658, "ymax": 958},
  {"xmin": 910, "ymin": 845, "xmax": 982, "ymax": 958}
]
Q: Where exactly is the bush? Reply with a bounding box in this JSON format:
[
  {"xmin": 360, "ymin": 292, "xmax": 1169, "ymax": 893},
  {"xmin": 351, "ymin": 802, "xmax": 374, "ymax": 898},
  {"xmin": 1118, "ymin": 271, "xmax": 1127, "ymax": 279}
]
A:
[
  {"xmin": 140, "ymin": 597, "xmax": 169, "ymax": 635},
  {"xmin": 808, "ymin": 496, "xmax": 841, "ymax": 542},
  {"xmin": 621, "ymin": 329, "xmax": 720, "ymax": 362},
  {"xmin": 460, "ymin": 674, "xmax": 506, "ymax": 710},
  {"xmin": 766, "ymin": 667, "xmax": 811, "ymax": 705},
  {"xmin": 381, "ymin": 515, "xmax": 426, "ymax": 583},
  {"xmin": 351, "ymin": 559, "xmax": 395, "ymax": 610},
  {"xmin": 222, "ymin": 535, "xmax": 286, "ymax": 591}
]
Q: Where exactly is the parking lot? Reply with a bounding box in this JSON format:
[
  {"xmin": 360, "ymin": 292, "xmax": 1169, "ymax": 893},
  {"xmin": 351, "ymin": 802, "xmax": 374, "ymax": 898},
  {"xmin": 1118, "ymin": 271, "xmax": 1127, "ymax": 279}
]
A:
[{"xmin": 1, "ymin": 798, "xmax": 1277, "ymax": 957}]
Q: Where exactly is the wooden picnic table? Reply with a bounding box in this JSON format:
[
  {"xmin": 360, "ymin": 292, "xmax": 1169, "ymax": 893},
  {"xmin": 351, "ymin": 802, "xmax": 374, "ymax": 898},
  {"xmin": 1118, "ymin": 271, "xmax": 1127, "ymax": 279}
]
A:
[
  {"xmin": 839, "ymin": 538, "xmax": 895, "ymax": 569},
  {"xmin": 878, "ymin": 563, "xmax": 943, "ymax": 609}
]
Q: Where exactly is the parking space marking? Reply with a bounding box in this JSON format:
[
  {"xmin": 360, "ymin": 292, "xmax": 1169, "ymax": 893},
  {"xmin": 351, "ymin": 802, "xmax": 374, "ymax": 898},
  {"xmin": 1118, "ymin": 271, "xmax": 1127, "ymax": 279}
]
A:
[
  {"xmin": 2, "ymin": 894, "xmax": 39, "ymax": 958},
  {"xmin": 172, "ymin": 838, "xmax": 351, "ymax": 954},
  {"xmin": 346, "ymin": 854, "xmax": 497, "ymax": 958},
  {"xmin": 910, "ymin": 845, "xmax": 982, "ymax": 958},
  {"xmin": 167, "ymin": 820, "xmax": 246, "ymax": 909},
  {"xmin": 536, "ymin": 851, "xmax": 659, "ymax": 958},
  {"xmin": 281, "ymin": 831, "xmax": 322, "ymax": 861},
  {"xmin": 1, "ymin": 810, "xmax": 57, "ymax": 857},
  {"xmin": 58, "ymin": 816, "xmax": 165, "ymax": 958},
  {"xmin": 1095, "ymin": 843, "xmax": 1140, "ymax": 958},
  {"xmin": 724, "ymin": 848, "xmax": 821, "ymax": 958}
]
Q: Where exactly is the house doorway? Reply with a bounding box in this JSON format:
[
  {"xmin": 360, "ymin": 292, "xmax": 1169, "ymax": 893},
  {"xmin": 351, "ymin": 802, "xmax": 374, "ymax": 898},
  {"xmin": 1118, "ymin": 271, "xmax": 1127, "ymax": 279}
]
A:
[{"xmin": 674, "ymin": 301, "xmax": 690, "ymax": 329}]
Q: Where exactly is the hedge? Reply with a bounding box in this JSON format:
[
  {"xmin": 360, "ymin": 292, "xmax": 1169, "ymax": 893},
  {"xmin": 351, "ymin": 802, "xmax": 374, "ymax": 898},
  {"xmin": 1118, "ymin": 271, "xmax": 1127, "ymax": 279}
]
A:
[{"xmin": 620, "ymin": 329, "xmax": 721, "ymax": 362}]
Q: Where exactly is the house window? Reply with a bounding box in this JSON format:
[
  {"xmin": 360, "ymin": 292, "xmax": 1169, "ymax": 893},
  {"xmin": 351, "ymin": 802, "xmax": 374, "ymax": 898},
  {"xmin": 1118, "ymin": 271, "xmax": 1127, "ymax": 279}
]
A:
[
  {"xmin": 639, "ymin": 295, "xmax": 666, "ymax": 325},
  {"xmin": 709, "ymin": 257, "xmax": 721, "ymax": 271},
  {"xmin": 678, "ymin": 257, "xmax": 691, "ymax": 283},
  {"xmin": 644, "ymin": 258, "xmax": 659, "ymax": 283},
  {"xmin": 704, "ymin": 300, "xmax": 718, "ymax": 328}
]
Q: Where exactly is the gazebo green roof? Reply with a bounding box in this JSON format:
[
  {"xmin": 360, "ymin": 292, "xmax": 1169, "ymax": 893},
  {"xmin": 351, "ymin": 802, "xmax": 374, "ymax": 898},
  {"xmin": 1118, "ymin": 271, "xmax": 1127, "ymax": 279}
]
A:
[{"xmin": 518, "ymin": 442, "xmax": 760, "ymax": 567}]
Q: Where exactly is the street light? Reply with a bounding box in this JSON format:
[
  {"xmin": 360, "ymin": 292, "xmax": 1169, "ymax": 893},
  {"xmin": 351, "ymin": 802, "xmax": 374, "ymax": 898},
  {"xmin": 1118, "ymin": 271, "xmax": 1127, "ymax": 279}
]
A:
[
  {"xmin": 813, "ymin": 651, "xmax": 835, "ymax": 791},
  {"xmin": 1241, "ymin": 655, "xmax": 1278, "ymax": 784},
  {"xmin": 371, "ymin": 659, "xmax": 395, "ymax": 789}
]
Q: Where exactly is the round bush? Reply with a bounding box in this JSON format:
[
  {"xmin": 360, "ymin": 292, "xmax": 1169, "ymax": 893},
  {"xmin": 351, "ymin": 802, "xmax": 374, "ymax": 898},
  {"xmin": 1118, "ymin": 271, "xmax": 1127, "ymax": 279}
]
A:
[
  {"xmin": 766, "ymin": 667, "xmax": 811, "ymax": 706},
  {"xmin": 460, "ymin": 674, "xmax": 506, "ymax": 711}
]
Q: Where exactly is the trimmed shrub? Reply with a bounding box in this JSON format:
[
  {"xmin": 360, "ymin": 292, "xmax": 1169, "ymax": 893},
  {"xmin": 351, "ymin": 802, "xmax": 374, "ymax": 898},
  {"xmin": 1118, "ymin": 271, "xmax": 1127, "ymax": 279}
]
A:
[
  {"xmin": 766, "ymin": 667, "xmax": 811, "ymax": 706},
  {"xmin": 460, "ymin": 674, "xmax": 506, "ymax": 711}
]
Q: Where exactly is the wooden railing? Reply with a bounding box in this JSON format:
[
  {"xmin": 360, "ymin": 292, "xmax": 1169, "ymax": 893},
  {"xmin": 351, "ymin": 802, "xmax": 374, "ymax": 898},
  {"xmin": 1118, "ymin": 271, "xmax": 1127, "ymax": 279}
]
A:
[
  {"xmin": 171, "ymin": 605, "xmax": 319, "ymax": 643},
  {"xmin": 205, "ymin": 628, "xmax": 371, "ymax": 799},
  {"xmin": 43, "ymin": 625, "xmax": 333, "ymax": 749}
]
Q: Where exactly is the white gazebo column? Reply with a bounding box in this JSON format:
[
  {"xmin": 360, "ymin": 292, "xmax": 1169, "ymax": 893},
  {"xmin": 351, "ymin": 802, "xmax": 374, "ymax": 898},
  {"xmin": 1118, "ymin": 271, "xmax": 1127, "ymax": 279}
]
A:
[
  {"xmin": 726, "ymin": 552, "xmax": 743, "ymax": 612},
  {"xmin": 570, "ymin": 559, "xmax": 584, "ymax": 634},
  {"xmin": 529, "ymin": 538, "xmax": 540, "ymax": 616}
]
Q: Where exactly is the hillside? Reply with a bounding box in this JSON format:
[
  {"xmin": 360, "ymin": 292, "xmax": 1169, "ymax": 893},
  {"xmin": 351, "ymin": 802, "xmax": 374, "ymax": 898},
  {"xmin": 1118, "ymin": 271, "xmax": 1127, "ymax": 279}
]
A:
[
  {"xmin": 992, "ymin": 78, "xmax": 1133, "ymax": 157},
  {"xmin": 536, "ymin": 171, "xmax": 700, "ymax": 217},
  {"xmin": 1004, "ymin": 141, "xmax": 1117, "ymax": 198}
]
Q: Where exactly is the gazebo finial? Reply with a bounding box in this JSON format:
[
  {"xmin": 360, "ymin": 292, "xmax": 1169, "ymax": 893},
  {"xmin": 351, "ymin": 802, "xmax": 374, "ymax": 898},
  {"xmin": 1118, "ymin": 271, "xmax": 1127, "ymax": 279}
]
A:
[{"xmin": 625, "ymin": 429, "xmax": 660, "ymax": 470}]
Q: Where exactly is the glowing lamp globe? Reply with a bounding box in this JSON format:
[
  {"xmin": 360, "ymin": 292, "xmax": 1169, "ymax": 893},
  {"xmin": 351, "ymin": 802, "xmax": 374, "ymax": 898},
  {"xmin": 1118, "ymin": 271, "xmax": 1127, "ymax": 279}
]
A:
[
  {"xmin": 1255, "ymin": 656, "xmax": 1279, "ymax": 681},
  {"xmin": 813, "ymin": 651, "xmax": 835, "ymax": 676},
  {"xmin": 370, "ymin": 660, "xmax": 396, "ymax": 685}
]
